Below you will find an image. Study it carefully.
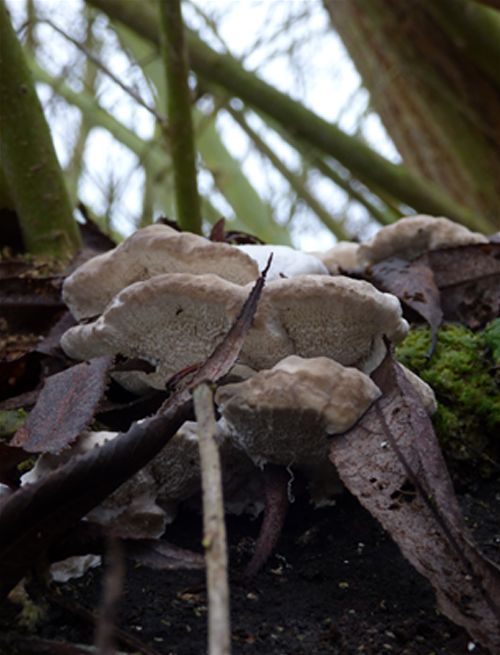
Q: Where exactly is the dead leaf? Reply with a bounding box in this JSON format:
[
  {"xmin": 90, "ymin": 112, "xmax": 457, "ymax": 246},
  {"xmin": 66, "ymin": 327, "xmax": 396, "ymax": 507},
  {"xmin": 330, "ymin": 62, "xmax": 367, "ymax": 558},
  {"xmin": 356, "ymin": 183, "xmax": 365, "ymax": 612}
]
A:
[
  {"xmin": 125, "ymin": 539, "xmax": 204, "ymax": 570},
  {"xmin": 329, "ymin": 353, "xmax": 500, "ymax": 653},
  {"xmin": 424, "ymin": 243, "xmax": 500, "ymax": 328},
  {"xmin": 368, "ymin": 256, "xmax": 443, "ymax": 351},
  {"xmin": 12, "ymin": 356, "xmax": 113, "ymax": 453},
  {"xmin": 209, "ymin": 217, "xmax": 226, "ymax": 242}
]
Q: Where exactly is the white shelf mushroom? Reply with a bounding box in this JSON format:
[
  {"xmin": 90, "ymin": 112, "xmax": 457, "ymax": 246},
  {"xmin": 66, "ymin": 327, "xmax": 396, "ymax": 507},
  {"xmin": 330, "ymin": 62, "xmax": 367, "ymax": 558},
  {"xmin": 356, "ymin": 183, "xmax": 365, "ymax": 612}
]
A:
[
  {"xmin": 216, "ymin": 355, "xmax": 382, "ymax": 471},
  {"xmin": 263, "ymin": 275, "xmax": 408, "ymax": 374},
  {"xmin": 312, "ymin": 241, "xmax": 361, "ymax": 274},
  {"xmin": 21, "ymin": 421, "xmax": 259, "ymax": 541},
  {"xmin": 61, "ymin": 272, "xmax": 293, "ymax": 392},
  {"xmin": 64, "ymin": 224, "xmax": 259, "ymax": 320},
  {"xmin": 357, "ymin": 214, "xmax": 487, "ymax": 267},
  {"xmin": 235, "ymin": 244, "xmax": 329, "ymax": 280}
]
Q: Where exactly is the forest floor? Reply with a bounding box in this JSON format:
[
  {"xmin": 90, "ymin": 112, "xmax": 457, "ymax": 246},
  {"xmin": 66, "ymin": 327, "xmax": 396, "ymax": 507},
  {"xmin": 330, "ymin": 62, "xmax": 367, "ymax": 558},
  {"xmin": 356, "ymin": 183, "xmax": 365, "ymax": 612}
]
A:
[{"xmin": 2, "ymin": 475, "xmax": 498, "ymax": 655}]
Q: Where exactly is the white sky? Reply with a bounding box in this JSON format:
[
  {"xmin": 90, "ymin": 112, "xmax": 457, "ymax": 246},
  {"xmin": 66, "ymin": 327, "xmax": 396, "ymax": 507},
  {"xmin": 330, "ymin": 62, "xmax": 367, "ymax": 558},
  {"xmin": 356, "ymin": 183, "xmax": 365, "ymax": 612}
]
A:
[{"xmin": 6, "ymin": 0, "xmax": 400, "ymax": 250}]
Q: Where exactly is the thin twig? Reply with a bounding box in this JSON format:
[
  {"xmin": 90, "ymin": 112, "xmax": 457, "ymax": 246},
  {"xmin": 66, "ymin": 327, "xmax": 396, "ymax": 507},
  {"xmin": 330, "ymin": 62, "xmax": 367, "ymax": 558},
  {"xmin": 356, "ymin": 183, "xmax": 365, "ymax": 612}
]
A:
[
  {"xmin": 39, "ymin": 18, "xmax": 166, "ymax": 126},
  {"xmin": 194, "ymin": 383, "xmax": 231, "ymax": 655}
]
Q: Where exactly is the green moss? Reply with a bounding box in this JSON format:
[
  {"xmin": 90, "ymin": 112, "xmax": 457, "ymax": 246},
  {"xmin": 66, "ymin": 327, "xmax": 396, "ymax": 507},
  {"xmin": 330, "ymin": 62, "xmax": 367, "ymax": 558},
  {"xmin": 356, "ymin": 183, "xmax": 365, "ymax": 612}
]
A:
[
  {"xmin": 0, "ymin": 409, "xmax": 26, "ymax": 438},
  {"xmin": 397, "ymin": 322, "xmax": 500, "ymax": 477},
  {"xmin": 483, "ymin": 318, "xmax": 500, "ymax": 364}
]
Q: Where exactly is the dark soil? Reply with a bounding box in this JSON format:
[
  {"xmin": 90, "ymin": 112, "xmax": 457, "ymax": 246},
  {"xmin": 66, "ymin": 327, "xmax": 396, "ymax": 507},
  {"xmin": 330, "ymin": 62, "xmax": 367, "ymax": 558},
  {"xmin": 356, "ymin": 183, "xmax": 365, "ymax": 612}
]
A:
[{"xmin": 2, "ymin": 478, "xmax": 498, "ymax": 655}]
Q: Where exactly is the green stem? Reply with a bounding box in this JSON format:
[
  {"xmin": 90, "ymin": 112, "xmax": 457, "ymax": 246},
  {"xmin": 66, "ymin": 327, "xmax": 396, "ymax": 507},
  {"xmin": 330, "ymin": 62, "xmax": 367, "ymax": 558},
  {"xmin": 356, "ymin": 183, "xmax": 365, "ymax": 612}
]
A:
[
  {"xmin": 85, "ymin": 0, "xmax": 493, "ymax": 234},
  {"xmin": 65, "ymin": 12, "xmax": 98, "ymax": 204},
  {"xmin": 0, "ymin": 0, "xmax": 81, "ymax": 258},
  {"xmin": 158, "ymin": 0, "xmax": 201, "ymax": 234}
]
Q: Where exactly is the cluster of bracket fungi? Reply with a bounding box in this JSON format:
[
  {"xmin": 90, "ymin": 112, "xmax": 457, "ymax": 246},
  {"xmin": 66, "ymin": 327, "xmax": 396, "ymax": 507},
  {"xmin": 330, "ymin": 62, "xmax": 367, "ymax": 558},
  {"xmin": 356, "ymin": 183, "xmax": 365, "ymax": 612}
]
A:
[{"xmin": 23, "ymin": 214, "xmax": 488, "ymax": 575}]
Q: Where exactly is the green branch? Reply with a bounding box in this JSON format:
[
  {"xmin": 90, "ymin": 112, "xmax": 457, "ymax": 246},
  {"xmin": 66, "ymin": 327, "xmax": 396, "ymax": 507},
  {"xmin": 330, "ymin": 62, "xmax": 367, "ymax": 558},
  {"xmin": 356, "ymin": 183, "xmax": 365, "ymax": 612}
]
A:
[
  {"xmin": 85, "ymin": 0, "xmax": 493, "ymax": 234},
  {"xmin": 158, "ymin": 0, "xmax": 201, "ymax": 234},
  {"xmin": 0, "ymin": 0, "xmax": 81, "ymax": 258},
  {"xmin": 226, "ymin": 106, "xmax": 350, "ymax": 240}
]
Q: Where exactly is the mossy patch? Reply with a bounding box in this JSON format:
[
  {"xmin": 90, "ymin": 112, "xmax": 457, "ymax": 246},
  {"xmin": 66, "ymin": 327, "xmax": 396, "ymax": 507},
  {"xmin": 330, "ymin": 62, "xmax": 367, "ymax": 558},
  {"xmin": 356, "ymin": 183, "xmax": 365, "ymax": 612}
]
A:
[{"xmin": 397, "ymin": 320, "xmax": 500, "ymax": 478}]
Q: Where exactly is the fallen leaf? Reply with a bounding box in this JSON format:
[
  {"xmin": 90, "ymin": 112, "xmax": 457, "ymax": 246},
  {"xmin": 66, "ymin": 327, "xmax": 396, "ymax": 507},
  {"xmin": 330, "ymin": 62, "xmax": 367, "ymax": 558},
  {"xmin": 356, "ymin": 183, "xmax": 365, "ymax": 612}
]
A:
[
  {"xmin": 12, "ymin": 356, "xmax": 113, "ymax": 453},
  {"xmin": 329, "ymin": 353, "xmax": 500, "ymax": 653},
  {"xmin": 424, "ymin": 243, "xmax": 500, "ymax": 328},
  {"xmin": 0, "ymin": 276, "xmax": 64, "ymax": 333},
  {"xmin": 209, "ymin": 217, "xmax": 226, "ymax": 242},
  {"xmin": 368, "ymin": 256, "xmax": 442, "ymax": 351},
  {"xmin": 125, "ymin": 539, "xmax": 204, "ymax": 570}
]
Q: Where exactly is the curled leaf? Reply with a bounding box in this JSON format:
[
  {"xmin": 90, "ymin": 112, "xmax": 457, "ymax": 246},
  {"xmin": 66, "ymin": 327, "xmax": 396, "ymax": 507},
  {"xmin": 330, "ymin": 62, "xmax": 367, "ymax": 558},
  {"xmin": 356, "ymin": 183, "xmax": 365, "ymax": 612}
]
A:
[{"xmin": 330, "ymin": 353, "xmax": 500, "ymax": 652}]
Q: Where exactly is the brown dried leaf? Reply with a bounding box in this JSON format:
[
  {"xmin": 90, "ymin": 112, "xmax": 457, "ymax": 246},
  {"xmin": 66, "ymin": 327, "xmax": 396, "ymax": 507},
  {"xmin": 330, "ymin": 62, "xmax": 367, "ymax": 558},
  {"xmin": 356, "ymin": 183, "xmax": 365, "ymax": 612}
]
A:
[
  {"xmin": 0, "ymin": 397, "xmax": 194, "ymax": 597},
  {"xmin": 125, "ymin": 539, "xmax": 204, "ymax": 570},
  {"xmin": 368, "ymin": 256, "xmax": 443, "ymax": 349},
  {"xmin": 424, "ymin": 243, "xmax": 500, "ymax": 328},
  {"xmin": 12, "ymin": 356, "xmax": 113, "ymax": 453},
  {"xmin": 209, "ymin": 217, "xmax": 226, "ymax": 242},
  {"xmin": 329, "ymin": 354, "xmax": 500, "ymax": 652}
]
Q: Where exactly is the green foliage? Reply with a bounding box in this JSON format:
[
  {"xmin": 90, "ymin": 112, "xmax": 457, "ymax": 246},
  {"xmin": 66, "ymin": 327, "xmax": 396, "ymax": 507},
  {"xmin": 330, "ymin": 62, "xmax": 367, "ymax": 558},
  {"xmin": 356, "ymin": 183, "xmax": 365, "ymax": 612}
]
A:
[
  {"xmin": 0, "ymin": 408, "xmax": 26, "ymax": 438},
  {"xmin": 397, "ymin": 321, "xmax": 500, "ymax": 477}
]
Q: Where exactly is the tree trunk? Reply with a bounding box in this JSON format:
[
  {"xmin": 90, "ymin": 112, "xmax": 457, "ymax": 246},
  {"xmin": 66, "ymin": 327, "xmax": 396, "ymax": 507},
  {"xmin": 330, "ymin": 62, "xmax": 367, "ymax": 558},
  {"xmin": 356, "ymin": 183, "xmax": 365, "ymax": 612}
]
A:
[
  {"xmin": 0, "ymin": 0, "xmax": 81, "ymax": 258},
  {"xmin": 326, "ymin": 0, "xmax": 500, "ymax": 231}
]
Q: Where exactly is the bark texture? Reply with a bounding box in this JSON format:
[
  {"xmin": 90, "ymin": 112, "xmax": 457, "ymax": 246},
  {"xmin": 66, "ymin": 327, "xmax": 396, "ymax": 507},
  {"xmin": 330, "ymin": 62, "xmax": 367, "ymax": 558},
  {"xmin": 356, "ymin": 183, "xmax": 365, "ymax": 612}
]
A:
[{"xmin": 326, "ymin": 0, "xmax": 500, "ymax": 230}]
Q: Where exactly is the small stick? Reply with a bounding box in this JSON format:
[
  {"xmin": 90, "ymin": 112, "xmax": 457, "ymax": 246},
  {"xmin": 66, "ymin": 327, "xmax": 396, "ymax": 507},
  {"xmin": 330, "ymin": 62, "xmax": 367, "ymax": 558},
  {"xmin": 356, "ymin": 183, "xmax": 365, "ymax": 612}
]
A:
[{"xmin": 193, "ymin": 383, "xmax": 231, "ymax": 655}]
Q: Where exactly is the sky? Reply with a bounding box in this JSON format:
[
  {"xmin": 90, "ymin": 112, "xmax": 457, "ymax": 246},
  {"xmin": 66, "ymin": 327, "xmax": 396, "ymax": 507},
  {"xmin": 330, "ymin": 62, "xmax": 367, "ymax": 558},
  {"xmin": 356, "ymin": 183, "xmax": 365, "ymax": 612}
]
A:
[{"xmin": 6, "ymin": 0, "xmax": 399, "ymax": 250}]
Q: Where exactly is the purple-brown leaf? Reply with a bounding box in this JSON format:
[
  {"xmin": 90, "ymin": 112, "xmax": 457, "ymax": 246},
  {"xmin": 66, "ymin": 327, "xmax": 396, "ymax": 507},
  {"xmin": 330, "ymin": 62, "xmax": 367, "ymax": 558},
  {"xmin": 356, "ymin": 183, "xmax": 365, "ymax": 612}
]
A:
[
  {"xmin": 12, "ymin": 356, "xmax": 113, "ymax": 453},
  {"xmin": 423, "ymin": 243, "xmax": 500, "ymax": 328},
  {"xmin": 368, "ymin": 256, "xmax": 443, "ymax": 350},
  {"xmin": 329, "ymin": 354, "xmax": 500, "ymax": 652},
  {"xmin": 125, "ymin": 539, "xmax": 204, "ymax": 570}
]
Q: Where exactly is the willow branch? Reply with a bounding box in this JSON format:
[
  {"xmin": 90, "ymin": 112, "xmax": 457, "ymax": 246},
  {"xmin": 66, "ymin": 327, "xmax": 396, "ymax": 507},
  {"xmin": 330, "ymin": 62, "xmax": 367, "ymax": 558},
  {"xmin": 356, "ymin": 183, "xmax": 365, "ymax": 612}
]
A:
[
  {"xmin": 85, "ymin": 0, "xmax": 493, "ymax": 233},
  {"xmin": 158, "ymin": 0, "xmax": 202, "ymax": 234},
  {"xmin": 227, "ymin": 105, "xmax": 350, "ymax": 240},
  {"xmin": 0, "ymin": 0, "xmax": 81, "ymax": 258}
]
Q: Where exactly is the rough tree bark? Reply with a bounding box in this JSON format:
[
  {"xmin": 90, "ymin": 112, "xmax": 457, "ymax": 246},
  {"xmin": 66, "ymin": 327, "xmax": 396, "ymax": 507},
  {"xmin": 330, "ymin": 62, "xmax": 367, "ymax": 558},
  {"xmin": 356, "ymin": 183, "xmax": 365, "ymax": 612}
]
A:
[{"xmin": 326, "ymin": 0, "xmax": 500, "ymax": 231}]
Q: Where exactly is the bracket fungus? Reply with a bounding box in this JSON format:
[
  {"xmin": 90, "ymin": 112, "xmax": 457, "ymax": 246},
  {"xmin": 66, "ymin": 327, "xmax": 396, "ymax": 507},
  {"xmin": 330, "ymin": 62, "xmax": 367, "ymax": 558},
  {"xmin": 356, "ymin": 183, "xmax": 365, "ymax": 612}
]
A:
[
  {"xmin": 54, "ymin": 225, "xmax": 437, "ymax": 571},
  {"xmin": 21, "ymin": 421, "xmax": 260, "ymax": 540},
  {"xmin": 63, "ymin": 224, "xmax": 259, "ymax": 320},
  {"xmin": 263, "ymin": 275, "xmax": 408, "ymax": 374},
  {"xmin": 61, "ymin": 272, "xmax": 408, "ymax": 391},
  {"xmin": 312, "ymin": 240, "xmax": 361, "ymax": 274},
  {"xmin": 61, "ymin": 272, "xmax": 292, "ymax": 391},
  {"xmin": 235, "ymin": 244, "xmax": 329, "ymax": 280},
  {"xmin": 216, "ymin": 355, "xmax": 381, "ymax": 470},
  {"xmin": 357, "ymin": 214, "xmax": 487, "ymax": 267}
]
